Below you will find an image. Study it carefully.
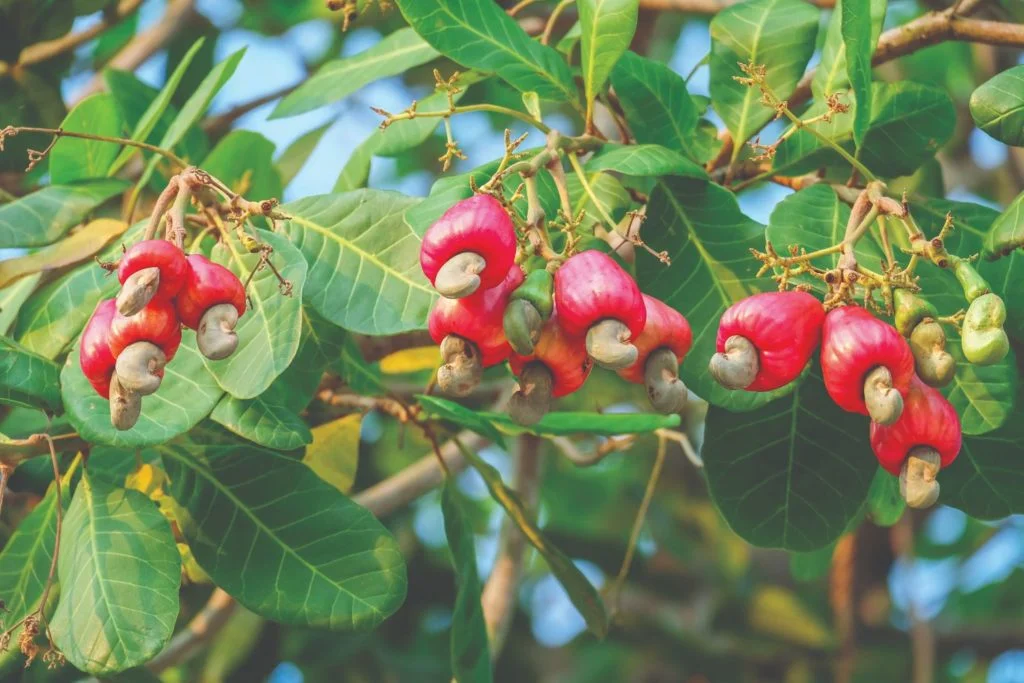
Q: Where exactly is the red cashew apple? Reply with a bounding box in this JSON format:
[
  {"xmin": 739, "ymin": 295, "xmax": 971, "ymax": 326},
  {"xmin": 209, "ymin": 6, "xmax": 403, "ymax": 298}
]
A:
[
  {"xmin": 553, "ymin": 250, "xmax": 646, "ymax": 370},
  {"xmin": 115, "ymin": 239, "xmax": 189, "ymax": 316},
  {"xmin": 709, "ymin": 290, "xmax": 824, "ymax": 392},
  {"xmin": 508, "ymin": 313, "xmax": 592, "ymax": 425},
  {"xmin": 420, "ymin": 194, "xmax": 517, "ymax": 299},
  {"xmin": 821, "ymin": 305, "xmax": 914, "ymax": 425},
  {"xmin": 618, "ymin": 294, "xmax": 692, "ymax": 414},
  {"xmin": 870, "ymin": 375, "xmax": 961, "ymax": 509},
  {"xmin": 176, "ymin": 254, "xmax": 248, "ymax": 360},
  {"xmin": 108, "ymin": 297, "xmax": 181, "ymax": 398},
  {"xmin": 428, "ymin": 265, "xmax": 524, "ymax": 396},
  {"xmin": 80, "ymin": 299, "xmax": 119, "ymax": 398}
]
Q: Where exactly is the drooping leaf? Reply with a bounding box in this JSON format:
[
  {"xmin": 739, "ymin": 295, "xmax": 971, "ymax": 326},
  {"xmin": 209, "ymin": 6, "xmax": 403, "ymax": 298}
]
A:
[
  {"xmin": 106, "ymin": 38, "xmax": 206, "ymax": 175},
  {"xmin": 812, "ymin": 0, "xmax": 886, "ymax": 100},
  {"xmin": 709, "ymin": 0, "xmax": 819, "ymax": 161},
  {"xmin": 703, "ymin": 369, "xmax": 876, "ymax": 551},
  {"xmin": 578, "ymin": 0, "xmax": 638, "ymax": 121},
  {"xmin": 304, "ymin": 414, "xmax": 362, "ymax": 494},
  {"xmin": 50, "ymin": 472, "xmax": 181, "ymax": 675},
  {"xmin": 441, "ymin": 481, "xmax": 493, "ymax": 683},
  {"xmin": 970, "ymin": 65, "xmax": 1024, "ymax": 147},
  {"xmin": 0, "ymin": 335, "xmax": 62, "ymax": 412},
  {"xmin": 417, "ymin": 395, "xmax": 507, "ymax": 447},
  {"xmin": 584, "ymin": 143, "xmax": 708, "ymax": 180},
  {"xmin": 0, "ymin": 273, "xmax": 41, "ymax": 335},
  {"xmin": 200, "ymin": 130, "xmax": 283, "ymax": 202},
  {"xmin": 280, "ymin": 190, "xmax": 436, "ymax": 335},
  {"xmin": 0, "ymin": 179, "xmax": 128, "ymax": 248},
  {"xmin": 0, "ymin": 218, "xmax": 127, "ymax": 290},
  {"xmin": 941, "ymin": 405, "xmax": 1024, "ymax": 519},
  {"xmin": 62, "ymin": 331, "xmax": 225, "ymax": 447},
  {"xmin": 204, "ymin": 230, "xmax": 306, "ymax": 399},
  {"xmin": 774, "ymin": 82, "xmax": 955, "ymax": 178},
  {"xmin": 277, "ymin": 123, "xmax": 331, "ymax": 187},
  {"xmin": 979, "ymin": 192, "xmax": 1024, "ymax": 341},
  {"xmin": 609, "ymin": 51, "xmax": 700, "ymax": 161},
  {"xmin": 455, "ymin": 440, "xmax": 608, "ymax": 639},
  {"xmin": 637, "ymin": 178, "xmax": 782, "ymax": 411},
  {"xmin": 394, "ymin": 0, "xmax": 578, "ymax": 106},
  {"xmin": 272, "ymin": 28, "xmax": 439, "ymax": 119},
  {"xmin": 49, "ymin": 94, "xmax": 124, "ymax": 183},
  {"xmin": 160, "ymin": 440, "xmax": 408, "ymax": 629},
  {"xmin": 841, "ymin": 0, "xmax": 879, "ymax": 146},
  {"xmin": 765, "ymin": 185, "xmax": 883, "ymax": 297}
]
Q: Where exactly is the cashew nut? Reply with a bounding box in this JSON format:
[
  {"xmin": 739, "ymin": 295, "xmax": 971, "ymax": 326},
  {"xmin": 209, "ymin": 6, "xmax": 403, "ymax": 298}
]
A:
[
  {"xmin": 437, "ymin": 335, "xmax": 483, "ymax": 396},
  {"xmin": 863, "ymin": 365, "xmax": 903, "ymax": 425},
  {"xmin": 503, "ymin": 299, "xmax": 543, "ymax": 356},
  {"xmin": 644, "ymin": 347, "xmax": 688, "ymax": 414},
  {"xmin": 434, "ymin": 252, "xmax": 486, "ymax": 299},
  {"xmin": 109, "ymin": 374, "xmax": 142, "ymax": 431},
  {"xmin": 116, "ymin": 266, "xmax": 161, "ymax": 316},
  {"xmin": 899, "ymin": 446, "xmax": 942, "ymax": 509},
  {"xmin": 708, "ymin": 335, "xmax": 758, "ymax": 390},
  {"xmin": 585, "ymin": 319, "xmax": 638, "ymax": 370},
  {"xmin": 197, "ymin": 303, "xmax": 240, "ymax": 360},
  {"xmin": 114, "ymin": 341, "xmax": 167, "ymax": 395},
  {"xmin": 508, "ymin": 362, "xmax": 554, "ymax": 426}
]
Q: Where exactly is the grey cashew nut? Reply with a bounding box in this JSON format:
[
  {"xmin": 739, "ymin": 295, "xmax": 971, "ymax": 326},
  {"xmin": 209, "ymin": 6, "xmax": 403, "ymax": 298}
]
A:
[
  {"xmin": 437, "ymin": 335, "xmax": 483, "ymax": 397},
  {"xmin": 508, "ymin": 361, "xmax": 554, "ymax": 426},
  {"xmin": 503, "ymin": 299, "xmax": 543, "ymax": 356},
  {"xmin": 909, "ymin": 320, "xmax": 955, "ymax": 388},
  {"xmin": 434, "ymin": 252, "xmax": 486, "ymax": 299},
  {"xmin": 109, "ymin": 374, "xmax": 142, "ymax": 431},
  {"xmin": 197, "ymin": 303, "xmax": 240, "ymax": 360},
  {"xmin": 863, "ymin": 365, "xmax": 903, "ymax": 425},
  {"xmin": 114, "ymin": 341, "xmax": 167, "ymax": 396},
  {"xmin": 585, "ymin": 319, "xmax": 638, "ymax": 370},
  {"xmin": 899, "ymin": 446, "xmax": 941, "ymax": 509},
  {"xmin": 644, "ymin": 347, "xmax": 688, "ymax": 414},
  {"xmin": 708, "ymin": 335, "xmax": 758, "ymax": 390},
  {"xmin": 116, "ymin": 266, "xmax": 161, "ymax": 316}
]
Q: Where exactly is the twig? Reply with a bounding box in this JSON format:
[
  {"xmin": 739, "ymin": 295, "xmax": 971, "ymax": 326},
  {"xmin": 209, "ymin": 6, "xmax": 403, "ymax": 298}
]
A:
[
  {"xmin": 638, "ymin": 0, "xmax": 833, "ymax": 10},
  {"xmin": 0, "ymin": 126, "xmax": 187, "ymax": 171},
  {"xmin": 147, "ymin": 588, "xmax": 236, "ymax": 673},
  {"xmin": 11, "ymin": 0, "xmax": 144, "ymax": 69},
  {"xmin": 481, "ymin": 435, "xmax": 542, "ymax": 659},
  {"xmin": 202, "ymin": 83, "xmax": 302, "ymax": 138},
  {"xmin": 541, "ymin": 0, "xmax": 574, "ymax": 46}
]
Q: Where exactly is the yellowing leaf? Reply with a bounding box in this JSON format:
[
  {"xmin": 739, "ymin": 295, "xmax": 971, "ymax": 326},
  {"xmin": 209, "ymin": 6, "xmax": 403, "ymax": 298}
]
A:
[
  {"xmin": 749, "ymin": 586, "xmax": 833, "ymax": 648},
  {"xmin": 380, "ymin": 346, "xmax": 440, "ymax": 374},
  {"xmin": 304, "ymin": 414, "xmax": 361, "ymax": 493},
  {"xmin": 125, "ymin": 463, "xmax": 167, "ymax": 498},
  {"xmin": 178, "ymin": 542, "xmax": 211, "ymax": 584},
  {"xmin": 0, "ymin": 219, "xmax": 127, "ymax": 289}
]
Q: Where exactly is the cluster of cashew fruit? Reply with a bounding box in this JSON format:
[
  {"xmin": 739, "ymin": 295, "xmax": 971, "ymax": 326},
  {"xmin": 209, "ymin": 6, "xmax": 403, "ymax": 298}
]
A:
[
  {"xmin": 80, "ymin": 239, "xmax": 247, "ymax": 430},
  {"xmin": 422, "ymin": 195, "xmax": 692, "ymax": 425},
  {"xmin": 710, "ymin": 291, "xmax": 963, "ymax": 509}
]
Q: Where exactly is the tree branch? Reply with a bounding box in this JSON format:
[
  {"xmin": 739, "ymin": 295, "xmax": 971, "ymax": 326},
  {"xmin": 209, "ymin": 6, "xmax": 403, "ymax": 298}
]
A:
[
  {"xmin": 73, "ymin": 0, "xmax": 198, "ymax": 103},
  {"xmin": 147, "ymin": 588, "xmax": 236, "ymax": 673},
  {"xmin": 13, "ymin": 0, "xmax": 145, "ymax": 69}
]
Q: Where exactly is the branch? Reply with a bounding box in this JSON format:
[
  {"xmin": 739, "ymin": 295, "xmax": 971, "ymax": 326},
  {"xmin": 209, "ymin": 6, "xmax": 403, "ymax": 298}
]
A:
[
  {"xmin": 147, "ymin": 588, "xmax": 235, "ymax": 673},
  {"xmin": 202, "ymin": 83, "xmax": 301, "ymax": 138},
  {"xmin": 481, "ymin": 435, "xmax": 541, "ymax": 659},
  {"xmin": 13, "ymin": 0, "xmax": 145, "ymax": 69},
  {"xmin": 73, "ymin": 0, "xmax": 198, "ymax": 103},
  {"xmin": 637, "ymin": 0, "xmax": 832, "ymax": 11}
]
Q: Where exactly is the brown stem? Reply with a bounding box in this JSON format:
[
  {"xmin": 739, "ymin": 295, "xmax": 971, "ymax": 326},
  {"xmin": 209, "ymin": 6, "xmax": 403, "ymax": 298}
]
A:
[
  {"xmin": 12, "ymin": 0, "xmax": 144, "ymax": 68},
  {"xmin": 147, "ymin": 588, "xmax": 236, "ymax": 673}
]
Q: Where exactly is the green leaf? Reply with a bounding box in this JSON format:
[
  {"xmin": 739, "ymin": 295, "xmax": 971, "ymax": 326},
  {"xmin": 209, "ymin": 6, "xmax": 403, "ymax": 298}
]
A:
[
  {"xmin": 703, "ymin": 369, "xmax": 876, "ymax": 551},
  {"xmin": 49, "ymin": 94, "xmax": 124, "ymax": 183},
  {"xmin": 865, "ymin": 466, "xmax": 904, "ymax": 527},
  {"xmin": 160, "ymin": 440, "xmax": 407, "ymax": 629},
  {"xmin": 941, "ymin": 406, "xmax": 1024, "ymax": 519},
  {"xmin": 338, "ymin": 335, "xmax": 386, "ymax": 395},
  {"xmin": 0, "ymin": 179, "xmax": 128, "ymax": 248},
  {"xmin": 304, "ymin": 414, "xmax": 361, "ymax": 494},
  {"xmin": 13, "ymin": 223, "xmax": 142, "ymax": 359},
  {"xmin": 0, "ymin": 273, "xmax": 41, "ymax": 335},
  {"xmin": 578, "ymin": 0, "xmax": 638, "ymax": 117},
  {"xmin": 774, "ymin": 82, "xmax": 955, "ymax": 178},
  {"xmin": 584, "ymin": 143, "xmax": 708, "ymax": 180},
  {"xmin": 441, "ymin": 481, "xmax": 493, "ymax": 683},
  {"xmin": 841, "ymin": 0, "xmax": 878, "ymax": 146},
  {"xmin": 200, "ymin": 130, "xmax": 283, "ymax": 202},
  {"xmin": 205, "ymin": 230, "xmax": 306, "ymax": 399},
  {"xmin": 106, "ymin": 38, "xmax": 206, "ymax": 175},
  {"xmin": 277, "ymin": 123, "xmax": 331, "ymax": 187},
  {"xmin": 637, "ymin": 178, "xmax": 782, "ymax": 411},
  {"xmin": 0, "ymin": 470, "xmax": 69, "ymax": 674},
  {"xmin": 766, "ymin": 185, "xmax": 883, "ymax": 297},
  {"xmin": 709, "ymin": 0, "xmax": 819, "ymax": 160},
  {"xmin": 609, "ymin": 51, "xmax": 700, "ymax": 161},
  {"xmin": 789, "ymin": 543, "xmax": 836, "ymax": 582},
  {"xmin": 50, "ymin": 472, "xmax": 181, "ymax": 675},
  {"xmin": 0, "ymin": 335, "xmax": 61, "ymax": 412},
  {"xmin": 272, "ymin": 28, "xmax": 439, "ymax": 119},
  {"xmin": 132, "ymin": 48, "xmax": 246, "ymax": 204},
  {"xmin": 812, "ymin": 0, "xmax": 886, "ymax": 100},
  {"xmin": 62, "ymin": 331, "xmax": 225, "ymax": 447},
  {"xmin": 456, "ymin": 441, "xmax": 608, "ymax": 638},
  {"xmin": 970, "ymin": 65, "xmax": 1024, "ymax": 147},
  {"xmin": 417, "ymin": 395, "xmax": 507, "ymax": 447},
  {"xmin": 394, "ymin": 0, "xmax": 578, "ymax": 105},
  {"xmin": 280, "ymin": 190, "xmax": 436, "ymax": 335}
]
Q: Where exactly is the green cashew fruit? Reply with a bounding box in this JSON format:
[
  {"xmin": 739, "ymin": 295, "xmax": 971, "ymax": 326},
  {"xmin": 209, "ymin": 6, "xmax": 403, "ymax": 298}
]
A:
[
  {"xmin": 909, "ymin": 320, "xmax": 956, "ymax": 388},
  {"xmin": 510, "ymin": 269, "xmax": 554, "ymax": 320},
  {"xmin": 961, "ymin": 293, "xmax": 1010, "ymax": 365},
  {"xmin": 953, "ymin": 259, "xmax": 991, "ymax": 303},
  {"xmin": 894, "ymin": 289, "xmax": 939, "ymax": 338}
]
